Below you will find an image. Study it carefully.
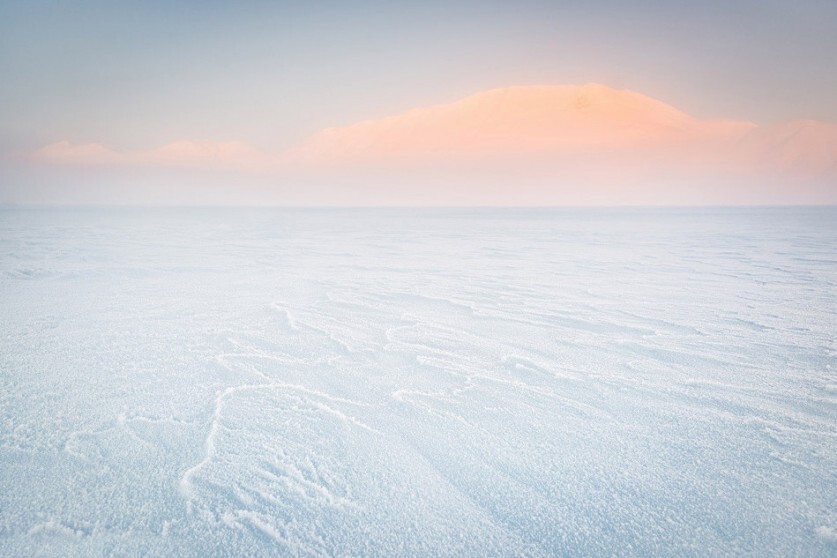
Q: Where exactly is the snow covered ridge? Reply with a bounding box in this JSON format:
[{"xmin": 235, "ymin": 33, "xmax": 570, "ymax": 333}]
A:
[
  {"xmin": 16, "ymin": 85, "xmax": 837, "ymax": 208},
  {"xmin": 23, "ymin": 85, "xmax": 837, "ymax": 175},
  {"xmin": 0, "ymin": 207, "xmax": 835, "ymax": 556}
]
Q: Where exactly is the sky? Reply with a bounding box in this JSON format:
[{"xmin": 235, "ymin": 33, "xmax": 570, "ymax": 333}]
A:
[{"xmin": 1, "ymin": 0, "xmax": 835, "ymax": 205}]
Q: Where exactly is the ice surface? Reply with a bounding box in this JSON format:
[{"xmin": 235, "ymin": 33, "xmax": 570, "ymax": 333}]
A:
[{"xmin": 0, "ymin": 207, "xmax": 835, "ymax": 556}]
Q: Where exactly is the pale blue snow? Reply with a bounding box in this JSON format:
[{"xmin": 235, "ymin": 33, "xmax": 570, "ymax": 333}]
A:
[{"xmin": 0, "ymin": 207, "xmax": 835, "ymax": 556}]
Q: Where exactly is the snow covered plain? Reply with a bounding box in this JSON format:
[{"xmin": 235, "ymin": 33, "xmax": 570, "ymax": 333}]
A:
[{"xmin": 0, "ymin": 207, "xmax": 835, "ymax": 556}]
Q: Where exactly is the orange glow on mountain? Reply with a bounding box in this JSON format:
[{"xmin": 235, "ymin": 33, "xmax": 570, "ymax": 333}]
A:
[
  {"xmin": 21, "ymin": 84, "xmax": 837, "ymax": 188},
  {"xmin": 288, "ymin": 84, "xmax": 757, "ymax": 164}
]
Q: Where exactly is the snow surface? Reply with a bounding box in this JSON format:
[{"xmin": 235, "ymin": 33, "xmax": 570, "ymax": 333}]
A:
[{"xmin": 0, "ymin": 207, "xmax": 834, "ymax": 556}]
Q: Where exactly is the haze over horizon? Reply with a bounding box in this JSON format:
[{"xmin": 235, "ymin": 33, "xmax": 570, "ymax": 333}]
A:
[{"xmin": 1, "ymin": 1, "xmax": 835, "ymax": 205}]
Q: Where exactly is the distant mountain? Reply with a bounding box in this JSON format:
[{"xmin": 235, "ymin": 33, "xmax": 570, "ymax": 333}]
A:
[
  {"xmin": 289, "ymin": 84, "xmax": 757, "ymax": 163},
  {"xmin": 21, "ymin": 84, "xmax": 837, "ymax": 181},
  {"xmin": 733, "ymin": 119, "xmax": 837, "ymax": 174}
]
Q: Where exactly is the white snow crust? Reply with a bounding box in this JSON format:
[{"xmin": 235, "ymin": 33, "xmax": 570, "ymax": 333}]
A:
[{"xmin": 0, "ymin": 207, "xmax": 834, "ymax": 556}]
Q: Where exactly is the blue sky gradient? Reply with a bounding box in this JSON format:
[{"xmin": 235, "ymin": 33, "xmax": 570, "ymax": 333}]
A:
[{"xmin": 2, "ymin": 0, "xmax": 835, "ymax": 154}]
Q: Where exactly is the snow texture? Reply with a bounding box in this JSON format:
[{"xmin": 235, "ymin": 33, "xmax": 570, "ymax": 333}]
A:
[{"xmin": 0, "ymin": 207, "xmax": 835, "ymax": 556}]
